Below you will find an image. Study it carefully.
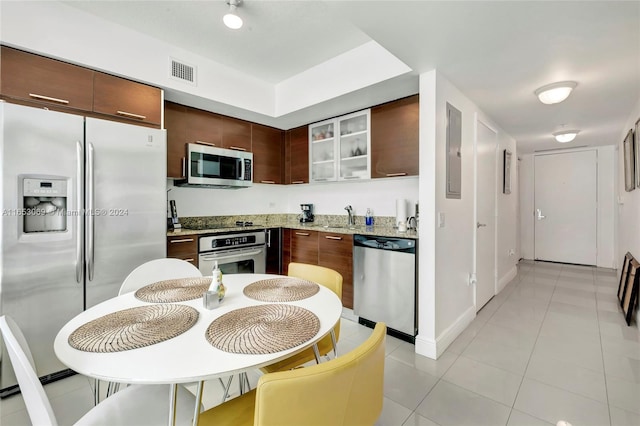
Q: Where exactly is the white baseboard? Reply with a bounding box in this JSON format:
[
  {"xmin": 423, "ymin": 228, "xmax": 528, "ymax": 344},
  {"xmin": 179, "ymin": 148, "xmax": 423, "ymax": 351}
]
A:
[
  {"xmin": 415, "ymin": 304, "xmax": 476, "ymax": 359},
  {"xmin": 497, "ymin": 265, "xmax": 518, "ymax": 293}
]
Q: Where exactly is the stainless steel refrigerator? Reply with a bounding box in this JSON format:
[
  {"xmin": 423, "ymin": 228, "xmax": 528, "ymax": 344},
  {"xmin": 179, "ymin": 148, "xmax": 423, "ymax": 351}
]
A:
[{"xmin": 0, "ymin": 102, "xmax": 166, "ymax": 396}]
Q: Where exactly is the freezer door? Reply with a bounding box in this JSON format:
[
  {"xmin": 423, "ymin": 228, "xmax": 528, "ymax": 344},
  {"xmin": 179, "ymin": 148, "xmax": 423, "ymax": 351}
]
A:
[
  {"xmin": 0, "ymin": 103, "xmax": 84, "ymax": 391},
  {"xmin": 84, "ymin": 118, "xmax": 166, "ymax": 308}
]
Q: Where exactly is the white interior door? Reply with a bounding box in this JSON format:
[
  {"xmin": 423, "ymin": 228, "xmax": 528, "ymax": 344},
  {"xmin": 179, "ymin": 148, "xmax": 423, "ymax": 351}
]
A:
[
  {"xmin": 534, "ymin": 150, "xmax": 597, "ymax": 265},
  {"xmin": 475, "ymin": 120, "xmax": 497, "ymax": 311}
]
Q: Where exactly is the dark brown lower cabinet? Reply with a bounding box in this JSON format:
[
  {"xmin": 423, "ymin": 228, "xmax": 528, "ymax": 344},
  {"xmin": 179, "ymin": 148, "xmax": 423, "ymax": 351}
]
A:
[{"xmin": 318, "ymin": 233, "xmax": 354, "ymax": 309}]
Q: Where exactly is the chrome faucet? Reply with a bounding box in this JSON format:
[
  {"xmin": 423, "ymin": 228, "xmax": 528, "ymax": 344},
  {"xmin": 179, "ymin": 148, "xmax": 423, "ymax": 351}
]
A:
[{"xmin": 345, "ymin": 205, "xmax": 355, "ymax": 227}]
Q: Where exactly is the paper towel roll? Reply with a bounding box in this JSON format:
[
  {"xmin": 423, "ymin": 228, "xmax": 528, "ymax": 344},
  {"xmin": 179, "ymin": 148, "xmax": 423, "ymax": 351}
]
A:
[{"xmin": 396, "ymin": 199, "xmax": 407, "ymax": 225}]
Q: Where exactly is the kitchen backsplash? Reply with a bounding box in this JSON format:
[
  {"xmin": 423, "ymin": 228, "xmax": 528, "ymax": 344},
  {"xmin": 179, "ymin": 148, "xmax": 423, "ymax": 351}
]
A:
[{"xmin": 167, "ymin": 176, "xmax": 419, "ymax": 219}]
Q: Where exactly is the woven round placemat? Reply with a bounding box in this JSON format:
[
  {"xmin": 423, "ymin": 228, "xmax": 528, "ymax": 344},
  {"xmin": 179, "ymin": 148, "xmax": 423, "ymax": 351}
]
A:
[
  {"xmin": 243, "ymin": 277, "xmax": 319, "ymax": 302},
  {"xmin": 205, "ymin": 304, "xmax": 319, "ymax": 354},
  {"xmin": 68, "ymin": 304, "xmax": 199, "ymax": 353},
  {"xmin": 135, "ymin": 277, "xmax": 211, "ymax": 303}
]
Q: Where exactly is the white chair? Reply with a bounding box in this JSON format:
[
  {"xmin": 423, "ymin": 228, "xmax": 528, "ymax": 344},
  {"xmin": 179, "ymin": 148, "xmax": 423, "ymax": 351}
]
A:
[
  {"xmin": 0, "ymin": 315, "xmax": 200, "ymax": 426},
  {"xmin": 119, "ymin": 257, "xmax": 202, "ymax": 296}
]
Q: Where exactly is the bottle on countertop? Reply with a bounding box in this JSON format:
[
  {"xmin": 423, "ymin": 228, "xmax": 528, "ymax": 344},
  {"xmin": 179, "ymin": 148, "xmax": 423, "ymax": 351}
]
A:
[
  {"xmin": 365, "ymin": 208, "xmax": 374, "ymax": 227},
  {"xmin": 211, "ymin": 261, "xmax": 225, "ymax": 302}
]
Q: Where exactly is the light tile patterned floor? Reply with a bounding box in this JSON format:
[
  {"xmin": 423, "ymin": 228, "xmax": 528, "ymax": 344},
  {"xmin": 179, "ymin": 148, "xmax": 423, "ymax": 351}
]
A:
[{"xmin": 2, "ymin": 261, "xmax": 639, "ymax": 425}]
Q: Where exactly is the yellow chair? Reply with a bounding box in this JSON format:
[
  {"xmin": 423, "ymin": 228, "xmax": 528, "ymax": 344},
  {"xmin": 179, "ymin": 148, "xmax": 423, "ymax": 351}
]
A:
[
  {"xmin": 260, "ymin": 263, "xmax": 343, "ymax": 373},
  {"xmin": 198, "ymin": 322, "xmax": 386, "ymax": 426}
]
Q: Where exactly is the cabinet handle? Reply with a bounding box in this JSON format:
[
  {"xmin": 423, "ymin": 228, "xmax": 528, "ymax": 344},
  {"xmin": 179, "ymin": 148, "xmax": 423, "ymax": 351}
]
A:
[
  {"xmin": 29, "ymin": 93, "xmax": 69, "ymax": 104},
  {"xmin": 116, "ymin": 110, "xmax": 146, "ymax": 120},
  {"xmin": 194, "ymin": 141, "xmax": 216, "ymax": 147},
  {"xmin": 260, "ymin": 180, "xmax": 275, "ymax": 184},
  {"xmin": 170, "ymin": 238, "xmax": 194, "ymax": 243},
  {"xmin": 295, "ymin": 232, "xmax": 310, "ymax": 236},
  {"xmin": 325, "ymin": 236, "xmax": 342, "ymax": 240},
  {"xmin": 228, "ymin": 146, "xmax": 247, "ymax": 151},
  {"xmin": 291, "ymin": 181, "xmax": 305, "ymax": 184},
  {"xmin": 343, "ymin": 176, "xmax": 360, "ymax": 180},
  {"xmin": 314, "ymin": 178, "xmax": 328, "ymax": 182},
  {"xmin": 183, "ymin": 258, "xmax": 195, "ymax": 262},
  {"xmin": 386, "ymin": 172, "xmax": 407, "ymax": 177}
]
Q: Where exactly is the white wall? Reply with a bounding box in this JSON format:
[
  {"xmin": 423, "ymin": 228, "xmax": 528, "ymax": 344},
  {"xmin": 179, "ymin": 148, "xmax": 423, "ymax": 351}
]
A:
[
  {"xmin": 167, "ymin": 177, "xmax": 419, "ymax": 218},
  {"xmin": 617, "ymin": 97, "xmax": 640, "ymax": 326},
  {"xmin": 519, "ymin": 146, "xmax": 617, "ymax": 268},
  {"xmin": 416, "ymin": 70, "xmax": 518, "ymax": 359}
]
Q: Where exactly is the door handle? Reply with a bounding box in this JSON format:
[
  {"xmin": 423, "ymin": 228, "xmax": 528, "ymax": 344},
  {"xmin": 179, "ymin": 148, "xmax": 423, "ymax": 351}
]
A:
[
  {"xmin": 477, "ymin": 222, "xmax": 486, "ymax": 228},
  {"xmin": 536, "ymin": 209, "xmax": 546, "ymax": 220}
]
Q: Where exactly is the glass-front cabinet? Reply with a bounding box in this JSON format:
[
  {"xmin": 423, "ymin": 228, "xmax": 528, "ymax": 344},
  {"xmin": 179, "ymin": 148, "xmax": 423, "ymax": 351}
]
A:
[{"xmin": 309, "ymin": 109, "xmax": 371, "ymax": 182}]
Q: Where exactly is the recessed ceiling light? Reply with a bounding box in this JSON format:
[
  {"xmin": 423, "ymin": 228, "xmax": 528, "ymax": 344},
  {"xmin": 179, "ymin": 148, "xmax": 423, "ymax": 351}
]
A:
[
  {"xmin": 553, "ymin": 130, "xmax": 580, "ymax": 143},
  {"xmin": 535, "ymin": 81, "xmax": 577, "ymax": 105},
  {"xmin": 223, "ymin": 0, "xmax": 243, "ymax": 30}
]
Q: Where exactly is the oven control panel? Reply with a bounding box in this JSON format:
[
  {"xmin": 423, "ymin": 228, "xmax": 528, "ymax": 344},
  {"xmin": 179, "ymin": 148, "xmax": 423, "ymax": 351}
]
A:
[{"xmin": 199, "ymin": 231, "xmax": 266, "ymax": 253}]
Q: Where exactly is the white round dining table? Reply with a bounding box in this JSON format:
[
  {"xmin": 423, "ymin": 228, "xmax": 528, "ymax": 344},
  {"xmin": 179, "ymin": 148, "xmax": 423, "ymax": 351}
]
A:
[{"xmin": 54, "ymin": 273, "xmax": 342, "ymax": 425}]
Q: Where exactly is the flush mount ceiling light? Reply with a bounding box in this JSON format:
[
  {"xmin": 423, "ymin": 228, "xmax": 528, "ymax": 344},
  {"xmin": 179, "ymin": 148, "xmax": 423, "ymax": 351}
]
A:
[
  {"xmin": 223, "ymin": 0, "xmax": 243, "ymax": 30},
  {"xmin": 553, "ymin": 129, "xmax": 580, "ymax": 143},
  {"xmin": 534, "ymin": 81, "xmax": 577, "ymax": 105}
]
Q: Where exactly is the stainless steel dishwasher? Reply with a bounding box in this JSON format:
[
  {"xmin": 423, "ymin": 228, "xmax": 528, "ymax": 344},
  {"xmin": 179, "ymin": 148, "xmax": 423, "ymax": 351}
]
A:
[{"xmin": 353, "ymin": 234, "xmax": 417, "ymax": 342}]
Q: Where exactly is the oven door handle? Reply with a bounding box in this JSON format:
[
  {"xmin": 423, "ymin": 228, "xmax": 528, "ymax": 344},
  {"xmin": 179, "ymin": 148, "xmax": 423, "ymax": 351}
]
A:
[{"xmin": 200, "ymin": 249, "xmax": 264, "ymax": 262}]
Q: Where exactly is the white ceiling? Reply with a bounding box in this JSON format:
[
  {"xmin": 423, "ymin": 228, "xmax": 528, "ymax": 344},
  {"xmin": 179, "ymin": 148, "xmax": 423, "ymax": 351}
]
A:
[{"xmin": 63, "ymin": 0, "xmax": 640, "ymax": 154}]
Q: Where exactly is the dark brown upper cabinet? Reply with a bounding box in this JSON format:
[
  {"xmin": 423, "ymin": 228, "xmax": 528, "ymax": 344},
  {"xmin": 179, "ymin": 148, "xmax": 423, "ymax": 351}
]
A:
[
  {"xmin": 371, "ymin": 95, "xmax": 419, "ymax": 179},
  {"xmin": 1, "ymin": 46, "xmax": 94, "ymax": 112},
  {"xmin": 252, "ymin": 123, "xmax": 284, "ymax": 184},
  {"xmin": 285, "ymin": 126, "xmax": 309, "ymax": 184}
]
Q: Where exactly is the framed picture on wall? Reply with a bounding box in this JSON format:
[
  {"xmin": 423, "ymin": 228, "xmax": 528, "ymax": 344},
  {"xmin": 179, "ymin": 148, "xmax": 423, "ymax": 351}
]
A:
[
  {"xmin": 621, "ymin": 257, "xmax": 639, "ymax": 326},
  {"xmin": 618, "ymin": 252, "xmax": 633, "ymax": 303},
  {"xmin": 503, "ymin": 149, "xmax": 512, "ymax": 194},
  {"xmin": 623, "ymin": 128, "xmax": 635, "ymax": 192},
  {"xmin": 635, "ymin": 118, "xmax": 640, "ymax": 188}
]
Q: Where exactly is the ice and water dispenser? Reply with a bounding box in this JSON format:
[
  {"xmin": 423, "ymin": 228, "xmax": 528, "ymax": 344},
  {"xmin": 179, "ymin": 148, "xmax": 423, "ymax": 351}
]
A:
[{"xmin": 22, "ymin": 177, "xmax": 68, "ymax": 233}]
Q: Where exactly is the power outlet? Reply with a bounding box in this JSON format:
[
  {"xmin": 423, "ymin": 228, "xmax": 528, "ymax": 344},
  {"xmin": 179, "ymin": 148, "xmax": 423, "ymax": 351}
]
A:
[{"xmin": 509, "ymin": 249, "xmax": 515, "ymax": 256}]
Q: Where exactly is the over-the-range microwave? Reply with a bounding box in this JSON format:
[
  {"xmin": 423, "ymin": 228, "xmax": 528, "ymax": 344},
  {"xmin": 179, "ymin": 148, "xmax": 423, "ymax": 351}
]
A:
[{"xmin": 175, "ymin": 143, "xmax": 253, "ymax": 189}]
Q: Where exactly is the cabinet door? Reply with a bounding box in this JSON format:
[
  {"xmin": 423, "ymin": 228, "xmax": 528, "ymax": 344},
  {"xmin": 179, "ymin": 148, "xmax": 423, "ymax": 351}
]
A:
[
  {"xmin": 222, "ymin": 116, "xmax": 252, "ymax": 152},
  {"xmin": 337, "ymin": 109, "xmax": 370, "ymax": 181},
  {"xmin": 252, "ymin": 124, "xmax": 284, "ymax": 184},
  {"xmin": 290, "ymin": 230, "xmax": 318, "ymax": 265},
  {"xmin": 167, "ymin": 235, "xmax": 198, "ymax": 267},
  {"xmin": 371, "ymin": 95, "xmax": 419, "ymax": 178},
  {"xmin": 287, "ymin": 126, "xmax": 309, "ymax": 184},
  {"xmin": 165, "ymin": 102, "xmax": 188, "ymax": 179},
  {"xmin": 1, "ymin": 46, "xmax": 94, "ymax": 111},
  {"xmin": 318, "ymin": 233, "xmax": 353, "ymax": 308},
  {"xmin": 309, "ymin": 119, "xmax": 337, "ymax": 182},
  {"xmin": 93, "ymin": 72, "xmax": 162, "ymax": 126},
  {"xmin": 185, "ymin": 107, "xmax": 223, "ymax": 148}
]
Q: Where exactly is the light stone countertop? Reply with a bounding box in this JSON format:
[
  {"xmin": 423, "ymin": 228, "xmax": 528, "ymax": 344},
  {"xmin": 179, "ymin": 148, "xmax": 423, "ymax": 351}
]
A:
[{"xmin": 167, "ymin": 220, "xmax": 418, "ymax": 240}]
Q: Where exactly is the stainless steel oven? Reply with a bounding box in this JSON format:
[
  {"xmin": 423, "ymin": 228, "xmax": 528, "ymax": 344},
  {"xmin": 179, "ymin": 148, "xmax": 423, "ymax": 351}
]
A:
[{"xmin": 198, "ymin": 231, "xmax": 266, "ymax": 276}]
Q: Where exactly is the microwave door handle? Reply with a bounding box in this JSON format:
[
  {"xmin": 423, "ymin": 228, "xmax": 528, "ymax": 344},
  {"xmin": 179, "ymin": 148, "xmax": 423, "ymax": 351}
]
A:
[{"xmin": 238, "ymin": 158, "xmax": 244, "ymax": 181}]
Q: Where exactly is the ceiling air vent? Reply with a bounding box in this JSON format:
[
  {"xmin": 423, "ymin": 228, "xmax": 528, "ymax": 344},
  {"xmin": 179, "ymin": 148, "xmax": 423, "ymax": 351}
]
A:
[{"xmin": 169, "ymin": 58, "xmax": 196, "ymax": 85}]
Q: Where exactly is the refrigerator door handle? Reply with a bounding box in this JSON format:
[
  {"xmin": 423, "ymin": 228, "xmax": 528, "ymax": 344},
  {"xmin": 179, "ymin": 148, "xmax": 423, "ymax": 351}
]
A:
[
  {"xmin": 87, "ymin": 142, "xmax": 95, "ymax": 281},
  {"xmin": 76, "ymin": 141, "xmax": 84, "ymax": 284}
]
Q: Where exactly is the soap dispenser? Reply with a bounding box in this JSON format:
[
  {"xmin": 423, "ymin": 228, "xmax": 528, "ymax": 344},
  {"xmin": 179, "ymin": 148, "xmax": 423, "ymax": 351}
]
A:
[{"xmin": 211, "ymin": 261, "xmax": 225, "ymax": 301}]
